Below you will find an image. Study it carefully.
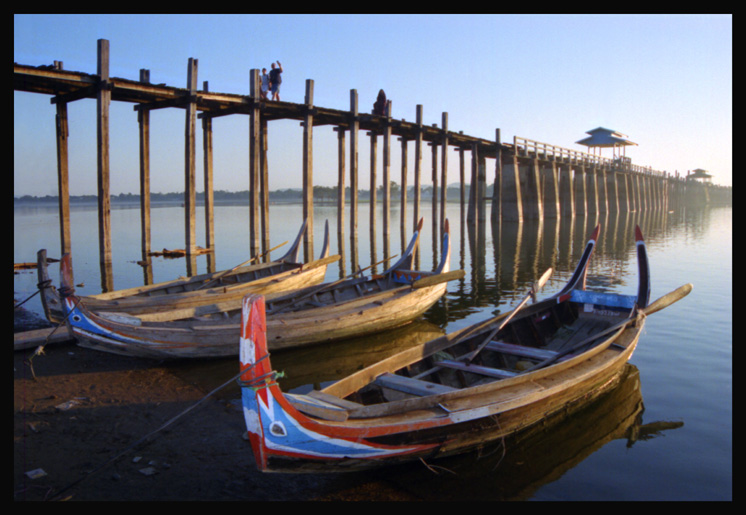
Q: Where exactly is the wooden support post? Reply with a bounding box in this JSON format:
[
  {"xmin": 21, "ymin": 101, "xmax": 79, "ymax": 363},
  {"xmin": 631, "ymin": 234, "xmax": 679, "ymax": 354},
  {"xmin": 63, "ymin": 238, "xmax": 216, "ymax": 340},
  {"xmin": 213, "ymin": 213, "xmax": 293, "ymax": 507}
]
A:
[
  {"xmin": 457, "ymin": 146, "xmax": 466, "ymax": 223},
  {"xmin": 201, "ymin": 81, "xmax": 215, "ymax": 268},
  {"xmin": 474, "ymin": 143, "xmax": 487, "ymax": 225},
  {"xmin": 399, "ymin": 135, "xmax": 408, "ymax": 250},
  {"xmin": 335, "ymin": 126, "xmax": 346, "ymax": 242},
  {"xmin": 586, "ymin": 166, "xmax": 598, "ymax": 214},
  {"xmin": 248, "ymin": 69, "xmax": 262, "ymax": 257},
  {"xmin": 629, "ymin": 174, "xmax": 638, "ymax": 211},
  {"xmin": 430, "ymin": 139, "xmax": 438, "ymax": 240},
  {"xmin": 500, "ymin": 143, "xmax": 522, "ymax": 222},
  {"xmin": 137, "ymin": 69, "xmax": 153, "ymax": 282},
  {"xmin": 573, "ymin": 164, "xmax": 586, "ymax": 216},
  {"xmin": 440, "ymin": 112, "xmax": 448, "ymax": 235},
  {"xmin": 471, "ymin": 144, "xmax": 479, "ymax": 222},
  {"xmin": 369, "ymin": 131, "xmax": 377, "ymax": 245},
  {"xmin": 382, "ymin": 100, "xmax": 392, "ymax": 259},
  {"xmin": 636, "ymin": 174, "xmax": 644, "ymax": 210},
  {"xmin": 260, "ymin": 117, "xmax": 270, "ymax": 258},
  {"xmin": 523, "ymin": 158, "xmax": 543, "ymax": 220},
  {"xmin": 349, "ymin": 90, "xmax": 359, "ymax": 271},
  {"xmin": 184, "ymin": 57, "xmax": 198, "ymax": 271},
  {"xmin": 491, "ymin": 129, "xmax": 502, "ymax": 223},
  {"xmin": 543, "ymin": 161, "xmax": 560, "ymax": 218},
  {"xmin": 302, "ymin": 79, "xmax": 314, "ymax": 261},
  {"xmin": 606, "ymin": 170, "xmax": 618, "ymax": 213},
  {"xmin": 52, "ymin": 61, "xmax": 72, "ymax": 258},
  {"xmin": 618, "ymin": 173, "xmax": 630, "ymax": 211},
  {"xmin": 413, "ymin": 105, "xmax": 423, "ymax": 236},
  {"xmin": 559, "ymin": 164, "xmax": 575, "ymax": 218},
  {"xmin": 96, "ymin": 39, "xmax": 113, "ymax": 291},
  {"xmin": 597, "ymin": 167, "xmax": 608, "ymax": 212}
]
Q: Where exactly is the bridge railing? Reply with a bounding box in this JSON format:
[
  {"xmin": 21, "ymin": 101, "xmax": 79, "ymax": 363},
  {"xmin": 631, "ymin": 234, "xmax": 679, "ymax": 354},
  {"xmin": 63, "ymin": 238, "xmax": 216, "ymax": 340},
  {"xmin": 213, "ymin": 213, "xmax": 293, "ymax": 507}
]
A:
[{"xmin": 513, "ymin": 136, "xmax": 665, "ymax": 178}]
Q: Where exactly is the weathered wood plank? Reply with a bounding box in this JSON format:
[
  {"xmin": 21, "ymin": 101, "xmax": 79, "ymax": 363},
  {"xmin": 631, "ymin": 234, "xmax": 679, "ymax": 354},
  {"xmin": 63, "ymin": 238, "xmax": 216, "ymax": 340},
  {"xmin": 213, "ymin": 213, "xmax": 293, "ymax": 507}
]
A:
[
  {"xmin": 374, "ymin": 373, "xmax": 456, "ymax": 396},
  {"xmin": 14, "ymin": 327, "xmax": 75, "ymax": 351}
]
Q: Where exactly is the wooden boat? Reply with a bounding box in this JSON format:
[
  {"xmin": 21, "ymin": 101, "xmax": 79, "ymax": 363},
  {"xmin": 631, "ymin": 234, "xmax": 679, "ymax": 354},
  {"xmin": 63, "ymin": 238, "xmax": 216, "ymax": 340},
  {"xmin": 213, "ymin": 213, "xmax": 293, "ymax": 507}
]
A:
[
  {"xmin": 58, "ymin": 219, "xmax": 462, "ymax": 358},
  {"xmin": 237, "ymin": 224, "xmax": 693, "ymax": 473},
  {"xmin": 37, "ymin": 219, "xmax": 338, "ymax": 323}
]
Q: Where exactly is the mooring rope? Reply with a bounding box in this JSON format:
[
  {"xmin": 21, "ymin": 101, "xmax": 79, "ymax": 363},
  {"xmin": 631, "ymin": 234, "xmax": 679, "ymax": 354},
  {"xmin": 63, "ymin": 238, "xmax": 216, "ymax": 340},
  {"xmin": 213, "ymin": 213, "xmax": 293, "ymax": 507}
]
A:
[{"xmin": 13, "ymin": 279, "xmax": 51, "ymax": 310}]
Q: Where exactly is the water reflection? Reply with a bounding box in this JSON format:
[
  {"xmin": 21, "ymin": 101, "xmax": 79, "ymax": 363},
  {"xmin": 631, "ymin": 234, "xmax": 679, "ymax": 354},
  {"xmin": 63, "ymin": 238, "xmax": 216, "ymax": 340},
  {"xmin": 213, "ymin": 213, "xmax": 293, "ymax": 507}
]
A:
[{"xmin": 366, "ymin": 365, "xmax": 682, "ymax": 501}]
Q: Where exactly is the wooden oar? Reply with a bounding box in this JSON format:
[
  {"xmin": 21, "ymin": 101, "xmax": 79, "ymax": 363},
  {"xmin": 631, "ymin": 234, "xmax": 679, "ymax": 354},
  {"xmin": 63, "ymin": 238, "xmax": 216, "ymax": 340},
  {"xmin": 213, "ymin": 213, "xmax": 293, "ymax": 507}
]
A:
[
  {"xmin": 463, "ymin": 267, "xmax": 553, "ymax": 365},
  {"xmin": 196, "ymin": 241, "xmax": 288, "ymax": 291},
  {"xmin": 525, "ymin": 282, "xmax": 693, "ymax": 373},
  {"xmin": 270, "ymin": 254, "xmax": 399, "ymax": 315}
]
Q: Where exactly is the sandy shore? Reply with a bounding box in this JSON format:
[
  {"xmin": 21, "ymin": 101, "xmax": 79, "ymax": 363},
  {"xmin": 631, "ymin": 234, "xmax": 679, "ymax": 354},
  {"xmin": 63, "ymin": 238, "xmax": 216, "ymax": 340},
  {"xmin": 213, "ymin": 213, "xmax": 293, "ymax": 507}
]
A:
[{"xmin": 13, "ymin": 307, "xmax": 420, "ymax": 501}]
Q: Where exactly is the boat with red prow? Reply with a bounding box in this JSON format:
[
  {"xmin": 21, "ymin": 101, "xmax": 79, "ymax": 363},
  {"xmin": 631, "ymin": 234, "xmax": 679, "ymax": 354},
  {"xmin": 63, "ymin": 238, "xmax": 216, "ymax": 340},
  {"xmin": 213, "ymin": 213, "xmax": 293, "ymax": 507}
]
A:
[{"xmin": 238, "ymin": 224, "xmax": 692, "ymax": 472}]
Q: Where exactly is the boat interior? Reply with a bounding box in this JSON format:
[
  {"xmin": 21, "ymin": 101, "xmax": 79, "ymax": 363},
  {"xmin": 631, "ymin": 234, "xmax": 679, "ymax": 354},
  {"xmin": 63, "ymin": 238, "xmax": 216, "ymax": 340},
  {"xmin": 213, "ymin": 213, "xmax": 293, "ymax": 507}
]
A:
[{"xmin": 346, "ymin": 296, "xmax": 627, "ymax": 406}]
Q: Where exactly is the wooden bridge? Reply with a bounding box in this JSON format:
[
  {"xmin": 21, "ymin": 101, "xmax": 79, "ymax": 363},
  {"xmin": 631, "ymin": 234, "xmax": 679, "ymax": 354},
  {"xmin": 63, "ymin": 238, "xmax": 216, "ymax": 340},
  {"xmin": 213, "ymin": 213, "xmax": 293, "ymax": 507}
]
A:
[{"xmin": 14, "ymin": 39, "xmax": 730, "ymax": 290}]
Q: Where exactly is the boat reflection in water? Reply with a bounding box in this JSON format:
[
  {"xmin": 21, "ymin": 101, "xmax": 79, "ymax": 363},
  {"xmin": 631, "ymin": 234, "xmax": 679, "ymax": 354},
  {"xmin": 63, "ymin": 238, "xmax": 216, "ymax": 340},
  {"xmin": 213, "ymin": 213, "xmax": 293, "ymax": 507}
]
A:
[{"xmin": 361, "ymin": 364, "xmax": 683, "ymax": 501}]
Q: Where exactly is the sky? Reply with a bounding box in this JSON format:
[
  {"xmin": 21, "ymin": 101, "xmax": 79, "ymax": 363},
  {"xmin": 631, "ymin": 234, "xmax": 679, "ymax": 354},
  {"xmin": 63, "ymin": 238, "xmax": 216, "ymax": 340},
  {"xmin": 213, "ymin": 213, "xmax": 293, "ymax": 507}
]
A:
[{"xmin": 14, "ymin": 14, "xmax": 732, "ymax": 197}]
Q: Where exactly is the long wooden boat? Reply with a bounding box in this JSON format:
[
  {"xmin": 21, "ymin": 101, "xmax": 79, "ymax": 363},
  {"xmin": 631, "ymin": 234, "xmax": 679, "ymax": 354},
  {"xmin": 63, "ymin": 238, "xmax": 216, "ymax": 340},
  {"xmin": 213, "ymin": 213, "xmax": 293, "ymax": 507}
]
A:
[
  {"xmin": 237, "ymin": 224, "xmax": 693, "ymax": 473},
  {"xmin": 58, "ymin": 219, "xmax": 462, "ymax": 358},
  {"xmin": 38, "ymin": 219, "xmax": 337, "ymax": 323}
]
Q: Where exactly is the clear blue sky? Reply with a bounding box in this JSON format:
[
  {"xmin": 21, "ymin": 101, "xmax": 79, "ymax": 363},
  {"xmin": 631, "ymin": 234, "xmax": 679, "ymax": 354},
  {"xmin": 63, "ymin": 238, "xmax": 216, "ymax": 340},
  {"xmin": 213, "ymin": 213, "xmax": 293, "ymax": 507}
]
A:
[{"xmin": 14, "ymin": 14, "xmax": 732, "ymax": 196}]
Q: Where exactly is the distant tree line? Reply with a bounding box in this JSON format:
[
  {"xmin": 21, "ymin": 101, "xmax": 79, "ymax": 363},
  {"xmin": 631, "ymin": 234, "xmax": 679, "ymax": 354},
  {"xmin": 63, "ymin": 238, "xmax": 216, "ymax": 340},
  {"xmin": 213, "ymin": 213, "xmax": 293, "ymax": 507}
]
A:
[{"xmin": 15, "ymin": 182, "xmax": 494, "ymax": 204}]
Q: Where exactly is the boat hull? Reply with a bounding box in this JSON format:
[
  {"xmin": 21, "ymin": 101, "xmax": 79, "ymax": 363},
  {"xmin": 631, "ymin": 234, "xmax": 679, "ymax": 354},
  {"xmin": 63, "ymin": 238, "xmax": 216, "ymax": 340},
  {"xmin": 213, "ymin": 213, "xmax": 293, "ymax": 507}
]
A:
[
  {"xmin": 60, "ymin": 218, "xmax": 454, "ymax": 359},
  {"xmin": 63, "ymin": 278, "xmax": 449, "ymax": 358},
  {"xmin": 240, "ymin": 293, "xmax": 642, "ymax": 473}
]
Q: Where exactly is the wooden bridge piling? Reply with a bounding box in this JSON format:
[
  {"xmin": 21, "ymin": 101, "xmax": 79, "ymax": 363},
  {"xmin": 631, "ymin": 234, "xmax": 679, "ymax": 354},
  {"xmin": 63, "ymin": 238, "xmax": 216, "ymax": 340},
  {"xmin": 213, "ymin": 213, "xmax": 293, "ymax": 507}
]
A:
[
  {"xmin": 138, "ymin": 69, "xmax": 153, "ymax": 280},
  {"xmin": 302, "ymin": 78, "xmax": 314, "ymax": 262},
  {"xmin": 53, "ymin": 61, "xmax": 72, "ymax": 260},
  {"xmin": 96, "ymin": 39, "xmax": 113, "ymax": 291},
  {"xmin": 349, "ymin": 89, "xmax": 359, "ymax": 273},
  {"xmin": 184, "ymin": 57, "xmax": 198, "ymax": 276}
]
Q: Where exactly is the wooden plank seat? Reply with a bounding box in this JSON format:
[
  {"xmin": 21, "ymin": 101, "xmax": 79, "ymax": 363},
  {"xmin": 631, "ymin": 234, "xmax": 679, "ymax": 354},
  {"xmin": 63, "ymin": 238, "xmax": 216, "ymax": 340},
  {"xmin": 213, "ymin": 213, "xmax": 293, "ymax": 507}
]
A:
[
  {"xmin": 374, "ymin": 372, "xmax": 457, "ymax": 396},
  {"xmin": 411, "ymin": 341, "xmax": 559, "ymax": 381},
  {"xmin": 483, "ymin": 341, "xmax": 558, "ymax": 361},
  {"xmin": 436, "ymin": 360, "xmax": 517, "ymax": 378}
]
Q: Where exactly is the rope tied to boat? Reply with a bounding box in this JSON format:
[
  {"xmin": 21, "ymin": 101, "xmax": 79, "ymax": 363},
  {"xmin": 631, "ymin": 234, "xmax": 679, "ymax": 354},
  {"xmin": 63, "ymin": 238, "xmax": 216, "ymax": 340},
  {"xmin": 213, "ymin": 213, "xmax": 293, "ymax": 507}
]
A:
[
  {"xmin": 25, "ymin": 296, "xmax": 83, "ymax": 380},
  {"xmin": 13, "ymin": 279, "xmax": 52, "ymax": 310},
  {"xmin": 633, "ymin": 305, "xmax": 647, "ymax": 327},
  {"xmin": 236, "ymin": 355, "xmax": 286, "ymax": 391}
]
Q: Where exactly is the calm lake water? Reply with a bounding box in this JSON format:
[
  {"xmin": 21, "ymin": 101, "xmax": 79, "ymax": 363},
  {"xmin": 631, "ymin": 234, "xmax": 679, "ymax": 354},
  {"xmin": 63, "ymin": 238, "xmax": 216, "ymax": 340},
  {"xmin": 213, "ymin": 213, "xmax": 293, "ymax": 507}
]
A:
[{"xmin": 14, "ymin": 200, "xmax": 732, "ymax": 500}]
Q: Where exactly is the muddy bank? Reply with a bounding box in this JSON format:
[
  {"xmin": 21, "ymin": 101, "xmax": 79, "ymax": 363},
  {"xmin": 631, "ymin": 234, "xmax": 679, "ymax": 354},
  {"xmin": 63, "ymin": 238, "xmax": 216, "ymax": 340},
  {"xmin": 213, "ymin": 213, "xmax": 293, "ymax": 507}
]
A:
[{"xmin": 13, "ymin": 308, "xmax": 421, "ymax": 501}]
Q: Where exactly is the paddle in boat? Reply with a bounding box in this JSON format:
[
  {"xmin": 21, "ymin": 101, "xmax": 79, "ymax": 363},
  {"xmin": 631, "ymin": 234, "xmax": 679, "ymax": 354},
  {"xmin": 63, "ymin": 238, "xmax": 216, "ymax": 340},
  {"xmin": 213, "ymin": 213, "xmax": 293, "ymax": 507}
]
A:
[
  {"xmin": 38, "ymin": 219, "xmax": 338, "ymax": 323},
  {"xmin": 237, "ymin": 224, "xmax": 693, "ymax": 472},
  {"xmin": 58, "ymin": 218, "xmax": 462, "ymax": 358}
]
